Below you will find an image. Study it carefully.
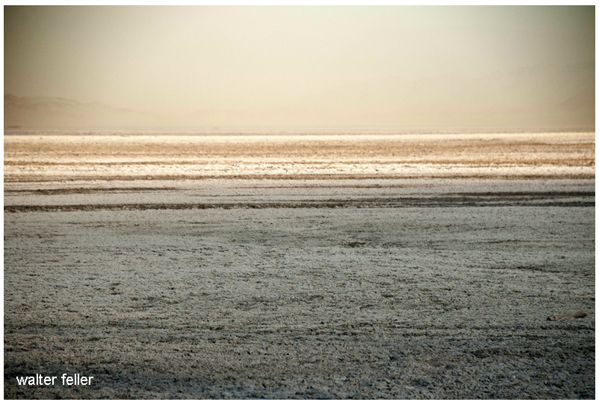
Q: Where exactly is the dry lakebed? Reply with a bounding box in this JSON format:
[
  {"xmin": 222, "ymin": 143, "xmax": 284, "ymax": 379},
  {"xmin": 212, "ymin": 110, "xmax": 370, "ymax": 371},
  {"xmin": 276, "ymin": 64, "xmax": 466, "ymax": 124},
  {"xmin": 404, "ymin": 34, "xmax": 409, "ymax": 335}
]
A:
[{"xmin": 4, "ymin": 133, "xmax": 595, "ymax": 399}]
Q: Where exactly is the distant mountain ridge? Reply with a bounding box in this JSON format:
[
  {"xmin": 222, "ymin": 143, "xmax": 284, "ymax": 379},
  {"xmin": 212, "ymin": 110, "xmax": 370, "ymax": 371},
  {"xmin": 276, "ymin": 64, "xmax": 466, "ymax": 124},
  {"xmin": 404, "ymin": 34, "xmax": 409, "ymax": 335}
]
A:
[
  {"xmin": 5, "ymin": 60, "xmax": 595, "ymax": 134},
  {"xmin": 4, "ymin": 94, "xmax": 166, "ymax": 128}
]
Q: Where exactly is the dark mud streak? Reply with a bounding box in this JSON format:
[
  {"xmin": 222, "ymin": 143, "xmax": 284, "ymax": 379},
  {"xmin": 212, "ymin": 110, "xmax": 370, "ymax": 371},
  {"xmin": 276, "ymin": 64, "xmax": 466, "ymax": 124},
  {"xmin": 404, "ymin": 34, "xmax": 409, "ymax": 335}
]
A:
[
  {"xmin": 5, "ymin": 187, "xmax": 178, "ymax": 195},
  {"xmin": 4, "ymin": 192, "xmax": 594, "ymax": 212}
]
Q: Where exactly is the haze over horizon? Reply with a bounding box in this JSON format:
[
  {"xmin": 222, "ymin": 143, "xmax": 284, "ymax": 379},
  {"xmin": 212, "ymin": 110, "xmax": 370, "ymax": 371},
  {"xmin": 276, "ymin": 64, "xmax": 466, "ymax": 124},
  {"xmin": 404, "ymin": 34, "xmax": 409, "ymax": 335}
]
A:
[{"xmin": 4, "ymin": 6, "xmax": 595, "ymax": 132}]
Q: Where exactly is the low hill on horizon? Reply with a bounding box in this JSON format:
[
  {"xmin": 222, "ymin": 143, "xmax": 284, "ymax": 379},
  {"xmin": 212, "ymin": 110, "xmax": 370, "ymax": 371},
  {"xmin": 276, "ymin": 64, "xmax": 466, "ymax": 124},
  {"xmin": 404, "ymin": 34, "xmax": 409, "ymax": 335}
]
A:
[
  {"xmin": 4, "ymin": 94, "xmax": 170, "ymax": 129},
  {"xmin": 4, "ymin": 85, "xmax": 595, "ymax": 134}
]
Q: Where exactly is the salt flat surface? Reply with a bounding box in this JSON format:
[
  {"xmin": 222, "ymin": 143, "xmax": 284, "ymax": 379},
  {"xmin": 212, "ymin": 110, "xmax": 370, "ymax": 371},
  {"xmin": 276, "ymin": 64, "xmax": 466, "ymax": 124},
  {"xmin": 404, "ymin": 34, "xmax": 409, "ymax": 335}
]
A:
[
  {"xmin": 5, "ymin": 132, "xmax": 594, "ymax": 182},
  {"xmin": 5, "ymin": 201, "xmax": 594, "ymax": 399},
  {"xmin": 4, "ymin": 178, "xmax": 596, "ymax": 208},
  {"xmin": 5, "ymin": 162, "xmax": 595, "ymax": 182},
  {"xmin": 4, "ymin": 133, "xmax": 595, "ymax": 399}
]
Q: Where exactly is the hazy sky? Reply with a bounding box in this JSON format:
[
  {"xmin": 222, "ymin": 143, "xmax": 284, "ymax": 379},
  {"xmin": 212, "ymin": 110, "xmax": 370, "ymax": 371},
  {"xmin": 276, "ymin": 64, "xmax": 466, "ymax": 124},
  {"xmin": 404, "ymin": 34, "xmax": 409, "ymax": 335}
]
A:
[{"xmin": 4, "ymin": 6, "xmax": 595, "ymax": 130}]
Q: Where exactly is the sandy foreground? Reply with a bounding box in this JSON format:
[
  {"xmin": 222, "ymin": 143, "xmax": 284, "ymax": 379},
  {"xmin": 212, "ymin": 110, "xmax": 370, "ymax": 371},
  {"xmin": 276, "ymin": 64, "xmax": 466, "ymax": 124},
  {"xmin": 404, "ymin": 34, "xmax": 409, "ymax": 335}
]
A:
[{"xmin": 4, "ymin": 133, "xmax": 595, "ymax": 399}]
